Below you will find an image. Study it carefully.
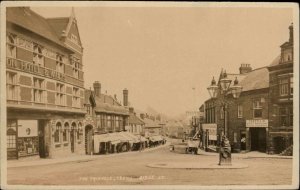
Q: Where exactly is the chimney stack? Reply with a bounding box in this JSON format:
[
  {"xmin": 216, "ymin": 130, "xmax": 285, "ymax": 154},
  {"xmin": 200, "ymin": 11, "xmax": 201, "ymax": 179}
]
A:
[
  {"xmin": 289, "ymin": 23, "xmax": 293, "ymax": 43},
  {"xmin": 114, "ymin": 94, "xmax": 117, "ymax": 100},
  {"xmin": 129, "ymin": 107, "xmax": 134, "ymax": 114},
  {"xmin": 239, "ymin": 64, "xmax": 252, "ymax": 74},
  {"xmin": 93, "ymin": 81, "xmax": 101, "ymax": 97},
  {"xmin": 140, "ymin": 113, "xmax": 145, "ymax": 120},
  {"xmin": 123, "ymin": 88, "xmax": 128, "ymax": 107}
]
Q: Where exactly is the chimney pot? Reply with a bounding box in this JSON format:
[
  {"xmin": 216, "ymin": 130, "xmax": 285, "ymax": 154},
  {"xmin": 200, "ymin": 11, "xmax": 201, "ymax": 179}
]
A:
[
  {"xmin": 239, "ymin": 63, "xmax": 252, "ymax": 74},
  {"xmin": 123, "ymin": 88, "xmax": 128, "ymax": 107}
]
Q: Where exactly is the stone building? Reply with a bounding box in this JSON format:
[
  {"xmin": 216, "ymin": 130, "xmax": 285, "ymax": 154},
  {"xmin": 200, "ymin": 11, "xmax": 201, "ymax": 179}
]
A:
[
  {"xmin": 267, "ymin": 24, "xmax": 294, "ymax": 155},
  {"xmin": 6, "ymin": 7, "xmax": 86, "ymax": 159}
]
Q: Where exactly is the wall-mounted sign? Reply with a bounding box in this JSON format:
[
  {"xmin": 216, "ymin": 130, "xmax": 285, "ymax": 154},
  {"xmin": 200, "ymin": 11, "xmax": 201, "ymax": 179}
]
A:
[
  {"xmin": 246, "ymin": 119, "xmax": 268, "ymax": 128},
  {"xmin": 18, "ymin": 120, "xmax": 38, "ymax": 137},
  {"xmin": 202, "ymin": 123, "xmax": 217, "ymax": 140}
]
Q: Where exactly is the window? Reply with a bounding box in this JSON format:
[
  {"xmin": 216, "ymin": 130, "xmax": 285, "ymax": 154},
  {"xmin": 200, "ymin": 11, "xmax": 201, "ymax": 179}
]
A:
[
  {"xmin": 253, "ymin": 99, "xmax": 262, "ymax": 118},
  {"xmin": 33, "ymin": 44, "xmax": 44, "ymax": 66},
  {"xmin": 289, "ymin": 107, "xmax": 293, "ymax": 127},
  {"xmin": 56, "ymin": 54, "xmax": 64, "ymax": 73},
  {"xmin": 115, "ymin": 116, "xmax": 119, "ymax": 130},
  {"xmin": 6, "ymin": 72, "xmax": 18, "ymax": 100},
  {"xmin": 56, "ymin": 83, "xmax": 65, "ymax": 106},
  {"xmin": 72, "ymin": 87, "xmax": 80, "ymax": 107},
  {"xmin": 279, "ymin": 78, "xmax": 289, "ymax": 96},
  {"xmin": 71, "ymin": 34, "xmax": 78, "ymax": 44},
  {"xmin": 63, "ymin": 123, "xmax": 69, "ymax": 142},
  {"xmin": 6, "ymin": 35, "xmax": 16, "ymax": 58},
  {"xmin": 220, "ymin": 107, "xmax": 224, "ymax": 119},
  {"xmin": 77, "ymin": 123, "xmax": 82, "ymax": 141},
  {"xmin": 54, "ymin": 122, "xmax": 61, "ymax": 143},
  {"xmin": 33, "ymin": 78, "xmax": 45, "ymax": 103},
  {"xmin": 290, "ymin": 76, "xmax": 293, "ymax": 95},
  {"xmin": 71, "ymin": 56, "xmax": 80, "ymax": 79},
  {"xmin": 107, "ymin": 116, "xmax": 112, "ymax": 131},
  {"xmin": 7, "ymin": 135, "xmax": 16, "ymax": 148},
  {"xmin": 237, "ymin": 104, "xmax": 243, "ymax": 118},
  {"xmin": 86, "ymin": 105, "xmax": 91, "ymax": 115},
  {"xmin": 279, "ymin": 107, "xmax": 293, "ymax": 127},
  {"xmin": 101, "ymin": 115, "xmax": 105, "ymax": 129}
]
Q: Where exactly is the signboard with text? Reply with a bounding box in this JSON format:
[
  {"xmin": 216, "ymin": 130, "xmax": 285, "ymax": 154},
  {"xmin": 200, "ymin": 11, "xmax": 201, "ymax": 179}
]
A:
[
  {"xmin": 246, "ymin": 119, "xmax": 268, "ymax": 128},
  {"xmin": 202, "ymin": 123, "xmax": 217, "ymax": 140}
]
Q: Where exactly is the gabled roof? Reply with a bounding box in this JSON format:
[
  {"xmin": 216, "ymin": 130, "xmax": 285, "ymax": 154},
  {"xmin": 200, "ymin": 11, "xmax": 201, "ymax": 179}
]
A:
[
  {"xmin": 6, "ymin": 7, "xmax": 67, "ymax": 48},
  {"xmin": 239, "ymin": 67, "xmax": 269, "ymax": 92},
  {"xmin": 129, "ymin": 113, "xmax": 145, "ymax": 125},
  {"xmin": 94, "ymin": 95, "xmax": 128, "ymax": 115}
]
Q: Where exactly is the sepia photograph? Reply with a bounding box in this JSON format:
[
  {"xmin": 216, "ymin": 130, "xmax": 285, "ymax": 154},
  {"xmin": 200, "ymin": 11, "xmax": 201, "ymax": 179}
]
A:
[{"xmin": 0, "ymin": 1, "xmax": 299, "ymax": 189}]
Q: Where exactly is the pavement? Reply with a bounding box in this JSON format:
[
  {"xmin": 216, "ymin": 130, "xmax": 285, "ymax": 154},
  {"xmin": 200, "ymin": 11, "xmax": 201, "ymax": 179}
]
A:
[
  {"xmin": 7, "ymin": 142, "xmax": 170, "ymax": 168},
  {"xmin": 7, "ymin": 142, "xmax": 292, "ymax": 169},
  {"xmin": 147, "ymin": 162, "xmax": 249, "ymax": 169}
]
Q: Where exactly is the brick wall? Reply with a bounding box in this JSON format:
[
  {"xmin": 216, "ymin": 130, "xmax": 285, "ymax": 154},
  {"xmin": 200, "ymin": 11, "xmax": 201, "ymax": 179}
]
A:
[
  {"xmin": 19, "ymin": 75, "xmax": 32, "ymax": 86},
  {"xmin": 20, "ymin": 86, "xmax": 31, "ymax": 101},
  {"xmin": 16, "ymin": 47, "xmax": 33, "ymax": 62},
  {"xmin": 44, "ymin": 57, "xmax": 56, "ymax": 70}
]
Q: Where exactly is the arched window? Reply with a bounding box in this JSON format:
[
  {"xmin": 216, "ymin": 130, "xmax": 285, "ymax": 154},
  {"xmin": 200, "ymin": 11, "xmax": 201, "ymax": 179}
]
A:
[
  {"xmin": 54, "ymin": 122, "xmax": 61, "ymax": 143},
  {"xmin": 33, "ymin": 44, "xmax": 44, "ymax": 66},
  {"xmin": 63, "ymin": 122, "xmax": 69, "ymax": 142},
  {"xmin": 6, "ymin": 35, "xmax": 16, "ymax": 58},
  {"xmin": 77, "ymin": 122, "xmax": 82, "ymax": 141}
]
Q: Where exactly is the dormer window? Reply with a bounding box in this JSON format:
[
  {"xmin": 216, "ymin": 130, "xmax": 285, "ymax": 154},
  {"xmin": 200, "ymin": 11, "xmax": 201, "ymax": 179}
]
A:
[{"xmin": 6, "ymin": 34, "xmax": 16, "ymax": 58}]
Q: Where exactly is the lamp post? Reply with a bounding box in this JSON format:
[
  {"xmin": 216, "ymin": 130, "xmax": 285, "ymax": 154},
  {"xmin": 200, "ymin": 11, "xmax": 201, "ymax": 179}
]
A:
[{"xmin": 207, "ymin": 71, "xmax": 242, "ymax": 165}]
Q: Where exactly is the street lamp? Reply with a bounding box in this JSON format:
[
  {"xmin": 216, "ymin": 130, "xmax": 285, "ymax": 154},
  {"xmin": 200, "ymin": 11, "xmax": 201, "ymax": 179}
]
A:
[{"xmin": 207, "ymin": 71, "xmax": 242, "ymax": 165}]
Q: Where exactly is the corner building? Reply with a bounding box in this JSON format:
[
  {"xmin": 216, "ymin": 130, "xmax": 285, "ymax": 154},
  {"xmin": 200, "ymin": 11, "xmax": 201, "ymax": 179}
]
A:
[{"xmin": 6, "ymin": 7, "xmax": 85, "ymax": 159}]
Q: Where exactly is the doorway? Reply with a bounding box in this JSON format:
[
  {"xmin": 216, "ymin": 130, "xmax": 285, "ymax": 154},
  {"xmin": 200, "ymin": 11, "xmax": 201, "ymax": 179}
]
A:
[
  {"xmin": 240, "ymin": 131, "xmax": 246, "ymax": 151},
  {"xmin": 70, "ymin": 129, "xmax": 75, "ymax": 153},
  {"xmin": 273, "ymin": 136, "xmax": 285, "ymax": 154},
  {"xmin": 38, "ymin": 120, "xmax": 47, "ymax": 158},
  {"xmin": 85, "ymin": 125, "xmax": 93, "ymax": 154},
  {"xmin": 250, "ymin": 128, "xmax": 266, "ymax": 152}
]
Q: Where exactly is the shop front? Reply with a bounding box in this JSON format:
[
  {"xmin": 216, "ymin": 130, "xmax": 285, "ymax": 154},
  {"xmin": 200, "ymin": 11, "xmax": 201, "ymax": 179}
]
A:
[
  {"xmin": 246, "ymin": 119, "xmax": 268, "ymax": 153},
  {"xmin": 202, "ymin": 123, "xmax": 217, "ymax": 151}
]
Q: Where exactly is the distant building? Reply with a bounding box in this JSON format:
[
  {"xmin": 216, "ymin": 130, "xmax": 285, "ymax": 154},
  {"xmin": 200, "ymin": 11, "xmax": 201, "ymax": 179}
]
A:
[
  {"xmin": 267, "ymin": 23, "xmax": 294, "ymax": 155},
  {"xmin": 139, "ymin": 113, "xmax": 163, "ymax": 137},
  {"xmin": 6, "ymin": 7, "xmax": 86, "ymax": 159},
  {"xmin": 126, "ymin": 107, "xmax": 145, "ymax": 135}
]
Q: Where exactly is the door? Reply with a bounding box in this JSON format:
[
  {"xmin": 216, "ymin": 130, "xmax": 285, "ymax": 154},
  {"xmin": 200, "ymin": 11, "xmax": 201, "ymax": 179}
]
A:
[
  {"xmin": 85, "ymin": 125, "xmax": 93, "ymax": 154},
  {"xmin": 70, "ymin": 129, "xmax": 75, "ymax": 153},
  {"xmin": 38, "ymin": 120, "xmax": 46, "ymax": 158},
  {"xmin": 240, "ymin": 131, "xmax": 246, "ymax": 150},
  {"xmin": 250, "ymin": 128, "xmax": 266, "ymax": 152}
]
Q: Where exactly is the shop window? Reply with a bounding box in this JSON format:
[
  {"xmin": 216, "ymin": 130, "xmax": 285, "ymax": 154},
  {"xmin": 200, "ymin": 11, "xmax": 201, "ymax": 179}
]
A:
[
  {"xmin": 63, "ymin": 123, "xmax": 69, "ymax": 142},
  {"xmin": 6, "ymin": 34, "xmax": 16, "ymax": 58},
  {"xmin": 237, "ymin": 104, "xmax": 243, "ymax": 118},
  {"xmin": 6, "ymin": 72, "xmax": 18, "ymax": 100},
  {"xmin": 33, "ymin": 78, "xmax": 45, "ymax": 103},
  {"xmin": 253, "ymin": 99, "xmax": 262, "ymax": 118},
  {"xmin": 279, "ymin": 107, "xmax": 293, "ymax": 127},
  {"xmin": 279, "ymin": 78, "xmax": 289, "ymax": 96},
  {"xmin": 56, "ymin": 83, "xmax": 65, "ymax": 106},
  {"xmin": 54, "ymin": 122, "xmax": 61, "ymax": 143}
]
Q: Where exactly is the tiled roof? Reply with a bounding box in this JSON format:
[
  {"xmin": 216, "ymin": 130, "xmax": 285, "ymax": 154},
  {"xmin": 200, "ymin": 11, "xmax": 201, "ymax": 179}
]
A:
[
  {"xmin": 46, "ymin": 17, "xmax": 69, "ymax": 38},
  {"xmin": 142, "ymin": 118, "xmax": 160, "ymax": 128},
  {"xmin": 128, "ymin": 113, "xmax": 145, "ymax": 125},
  {"xmin": 6, "ymin": 7, "xmax": 67, "ymax": 48},
  {"xmin": 94, "ymin": 96, "xmax": 129, "ymax": 115},
  {"xmin": 239, "ymin": 67, "xmax": 269, "ymax": 91}
]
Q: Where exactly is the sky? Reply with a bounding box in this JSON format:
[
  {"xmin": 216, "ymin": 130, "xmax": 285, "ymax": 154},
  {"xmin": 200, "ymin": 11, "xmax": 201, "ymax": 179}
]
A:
[{"xmin": 31, "ymin": 4, "xmax": 293, "ymax": 118}]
